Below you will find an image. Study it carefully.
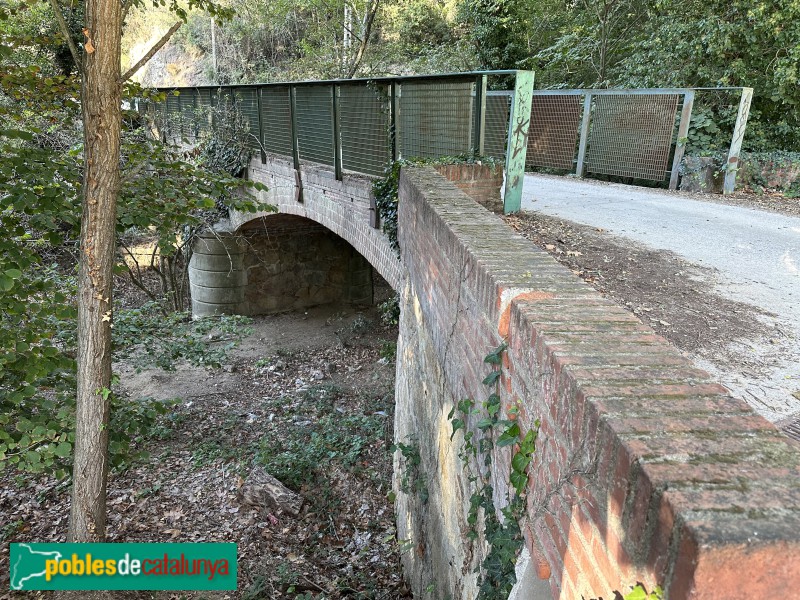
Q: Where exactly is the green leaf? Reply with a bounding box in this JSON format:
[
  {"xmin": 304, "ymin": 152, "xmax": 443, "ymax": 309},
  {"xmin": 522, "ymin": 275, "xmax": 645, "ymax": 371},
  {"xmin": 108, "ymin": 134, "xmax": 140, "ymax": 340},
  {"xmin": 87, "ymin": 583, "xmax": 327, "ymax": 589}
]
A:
[
  {"xmin": 623, "ymin": 587, "xmax": 648, "ymax": 600},
  {"xmin": 511, "ymin": 451, "xmax": 531, "ymax": 474},
  {"xmin": 483, "ymin": 342, "xmax": 507, "ymax": 365},
  {"xmin": 519, "ymin": 429, "xmax": 538, "ymax": 453},
  {"xmin": 482, "ymin": 370, "xmax": 501, "ymax": 386},
  {"xmin": 510, "ymin": 470, "xmax": 527, "ymax": 496},
  {"xmin": 496, "ymin": 423, "xmax": 520, "ymax": 447},
  {"xmin": 53, "ymin": 442, "xmax": 72, "ymax": 458},
  {"xmin": 0, "ymin": 129, "xmax": 34, "ymax": 141},
  {"xmin": 450, "ymin": 418, "xmax": 464, "ymax": 440}
]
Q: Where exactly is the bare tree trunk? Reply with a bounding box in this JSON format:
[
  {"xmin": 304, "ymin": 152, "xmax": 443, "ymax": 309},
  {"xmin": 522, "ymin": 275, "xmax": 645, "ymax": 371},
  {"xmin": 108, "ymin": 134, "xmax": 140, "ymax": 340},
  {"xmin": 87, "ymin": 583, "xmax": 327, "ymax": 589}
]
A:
[
  {"xmin": 345, "ymin": 0, "xmax": 379, "ymax": 79},
  {"xmin": 68, "ymin": 0, "xmax": 122, "ymax": 543}
]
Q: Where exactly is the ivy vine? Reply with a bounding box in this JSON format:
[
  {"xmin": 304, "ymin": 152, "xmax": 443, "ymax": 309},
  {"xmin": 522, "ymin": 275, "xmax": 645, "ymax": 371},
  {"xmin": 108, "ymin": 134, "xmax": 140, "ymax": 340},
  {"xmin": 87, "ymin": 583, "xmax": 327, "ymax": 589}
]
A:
[
  {"xmin": 372, "ymin": 155, "xmax": 503, "ymax": 253},
  {"xmin": 449, "ymin": 342, "xmax": 540, "ymax": 599},
  {"xmin": 196, "ymin": 92, "xmax": 255, "ymax": 179}
]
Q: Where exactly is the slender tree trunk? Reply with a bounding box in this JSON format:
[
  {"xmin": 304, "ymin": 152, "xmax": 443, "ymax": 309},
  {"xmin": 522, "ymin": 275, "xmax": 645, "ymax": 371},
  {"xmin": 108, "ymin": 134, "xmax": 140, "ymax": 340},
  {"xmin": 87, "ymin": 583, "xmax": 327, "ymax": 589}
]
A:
[
  {"xmin": 67, "ymin": 0, "xmax": 122, "ymax": 543},
  {"xmin": 345, "ymin": 0, "xmax": 379, "ymax": 79}
]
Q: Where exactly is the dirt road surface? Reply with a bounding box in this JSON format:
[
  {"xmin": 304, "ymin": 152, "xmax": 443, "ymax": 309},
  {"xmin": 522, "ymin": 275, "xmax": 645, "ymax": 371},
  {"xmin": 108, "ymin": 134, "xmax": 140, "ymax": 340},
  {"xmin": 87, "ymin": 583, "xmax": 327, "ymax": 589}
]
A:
[{"xmin": 517, "ymin": 174, "xmax": 800, "ymax": 425}]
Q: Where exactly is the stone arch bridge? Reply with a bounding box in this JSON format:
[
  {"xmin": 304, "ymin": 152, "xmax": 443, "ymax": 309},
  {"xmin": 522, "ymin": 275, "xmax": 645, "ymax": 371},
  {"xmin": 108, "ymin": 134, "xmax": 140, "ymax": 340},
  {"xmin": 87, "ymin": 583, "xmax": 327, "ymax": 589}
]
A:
[{"xmin": 149, "ymin": 72, "xmax": 799, "ymax": 599}]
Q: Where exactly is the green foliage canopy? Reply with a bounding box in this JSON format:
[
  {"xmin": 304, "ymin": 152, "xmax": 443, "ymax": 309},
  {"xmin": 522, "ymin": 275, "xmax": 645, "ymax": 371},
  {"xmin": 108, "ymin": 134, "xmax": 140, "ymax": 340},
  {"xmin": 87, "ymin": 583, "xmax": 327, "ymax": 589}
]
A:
[{"xmin": 0, "ymin": 4, "xmax": 270, "ymax": 477}]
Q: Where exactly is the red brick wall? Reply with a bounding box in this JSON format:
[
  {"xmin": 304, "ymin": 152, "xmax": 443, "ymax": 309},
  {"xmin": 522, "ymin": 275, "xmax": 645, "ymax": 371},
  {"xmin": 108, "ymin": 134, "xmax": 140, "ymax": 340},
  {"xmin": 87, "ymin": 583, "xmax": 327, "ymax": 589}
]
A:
[
  {"xmin": 434, "ymin": 163, "xmax": 504, "ymax": 213},
  {"xmin": 397, "ymin": 167, "xmax": 800, "ymax": 599}
]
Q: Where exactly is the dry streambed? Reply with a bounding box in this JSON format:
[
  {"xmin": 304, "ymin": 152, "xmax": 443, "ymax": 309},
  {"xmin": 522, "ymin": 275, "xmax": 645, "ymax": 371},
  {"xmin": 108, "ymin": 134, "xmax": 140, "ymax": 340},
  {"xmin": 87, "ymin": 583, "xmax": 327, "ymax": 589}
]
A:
[{"xmin": 1, "ymin": 306, "xmax": 406, "ymax": 599}]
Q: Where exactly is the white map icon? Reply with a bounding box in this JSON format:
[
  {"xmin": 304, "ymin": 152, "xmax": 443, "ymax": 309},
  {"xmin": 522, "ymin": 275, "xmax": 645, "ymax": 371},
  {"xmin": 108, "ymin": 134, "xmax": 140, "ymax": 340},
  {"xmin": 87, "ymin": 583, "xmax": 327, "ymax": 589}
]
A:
[{"xmin": 10, "ymin": 544, "xmax": 63, "ymax": 590}]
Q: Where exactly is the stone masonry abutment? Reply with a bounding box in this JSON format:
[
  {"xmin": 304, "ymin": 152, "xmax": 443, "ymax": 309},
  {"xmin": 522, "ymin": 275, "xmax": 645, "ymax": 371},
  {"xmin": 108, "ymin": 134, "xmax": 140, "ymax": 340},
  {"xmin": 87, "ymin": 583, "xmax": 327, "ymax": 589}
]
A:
[
  {"xmin": 208, "ymin": 155, "xmax": 404, "ymax": 316},
  {"xmin": 237, "ymin": 214, "xmax": 373, "ymax": 314},
  {"xmin": 232, "ymin": 156, "xmax": 404, "ymax": 292},
  {"xmin": 394, "ymin": 167, "xmax": 800, "ymax": 599}
]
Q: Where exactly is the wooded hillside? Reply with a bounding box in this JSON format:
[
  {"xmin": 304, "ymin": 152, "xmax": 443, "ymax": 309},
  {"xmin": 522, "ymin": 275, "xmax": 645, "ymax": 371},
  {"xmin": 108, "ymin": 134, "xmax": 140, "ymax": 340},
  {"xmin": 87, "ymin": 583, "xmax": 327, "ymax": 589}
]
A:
[{"xmin": 121, "ymin": 0, "xmax": 800, "ymax": 151}]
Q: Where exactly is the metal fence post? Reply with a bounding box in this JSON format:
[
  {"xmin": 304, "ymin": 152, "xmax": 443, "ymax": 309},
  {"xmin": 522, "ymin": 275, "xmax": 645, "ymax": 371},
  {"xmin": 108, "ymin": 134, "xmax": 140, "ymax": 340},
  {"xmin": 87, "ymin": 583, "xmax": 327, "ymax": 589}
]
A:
[
  {"xmin": 210, "ymin": 88, "xmax": 218, "ymax": 131},
  {"xmin": 575, "ymin": 93, "xmax": 592, "ymax": 176},
  {"xmin": 162, "ymin": 94, "xmax": 168, "ymax": 140},
  {"xmin": 192, "ymin": 89, "xmax": 199, "ymax": 140},
  {"xmin": 332, "ymin": 85, "xmax": 343, "ymax": 181},
  {"xmin": 723, "ymin": 87, "xmax": 753, "ymax": 195},
  {"xmin": 503, "ymin": 70, "xmax": 535, "ymax": 214},
  {"xmin": 288, "ymin": 85, "xmax": 303, "ymax": 202},
  {"xmin": 391, "ymin": 82, "xmax": 400, "ymax": 161},
  {"xmin": 473, "ymin": 74, "xmax": 487, "ymax": 156},
  {"xmin": 256, "ymin": 87, "xmax": 266, "ymax": 164},
  {"xmin": 178, "ymin": 90, "xmax": 185, "ymax": 139},
  {"xmin": 668, "ymin": 90, "xmax": 695, "ymax": 190}
]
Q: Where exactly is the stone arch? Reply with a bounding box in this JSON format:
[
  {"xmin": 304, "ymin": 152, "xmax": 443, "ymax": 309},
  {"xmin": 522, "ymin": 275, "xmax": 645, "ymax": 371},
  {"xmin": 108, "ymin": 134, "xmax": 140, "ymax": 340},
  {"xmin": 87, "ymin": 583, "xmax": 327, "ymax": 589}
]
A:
[
  {"xmin": 233, "ymin": 213, "xmax": 378, "ymax": 315},
  {"xmin": 191, "ymin": 157, "xmax": 403, "ymax": 318},
  {"xmin": 232, "ymin": 156, "xmax": 404, "ymax": 294}
]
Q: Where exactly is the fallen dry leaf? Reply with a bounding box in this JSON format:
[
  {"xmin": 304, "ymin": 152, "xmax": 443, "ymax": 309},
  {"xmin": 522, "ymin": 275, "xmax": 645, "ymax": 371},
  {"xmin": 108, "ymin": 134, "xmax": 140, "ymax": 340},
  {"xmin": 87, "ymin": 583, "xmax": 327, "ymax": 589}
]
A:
[{"xmin": 82, "ymin": 28, "xmax": 95, "ymax": 54}]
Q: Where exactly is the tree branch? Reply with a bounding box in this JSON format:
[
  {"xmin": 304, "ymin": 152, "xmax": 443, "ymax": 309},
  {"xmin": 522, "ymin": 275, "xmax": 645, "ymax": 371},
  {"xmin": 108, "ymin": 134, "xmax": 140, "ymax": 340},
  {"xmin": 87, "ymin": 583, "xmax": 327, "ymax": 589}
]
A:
[
  {"xmin": 120, "ymin": 20, "xmax": 182, "ymax": 83},
  {"xmin": 121, "ymin": 0, "xmax": 132, "ymax": 25},
  {"xmin": 48, "ymin": 0, "xmax": 82, "ymax": 72}
]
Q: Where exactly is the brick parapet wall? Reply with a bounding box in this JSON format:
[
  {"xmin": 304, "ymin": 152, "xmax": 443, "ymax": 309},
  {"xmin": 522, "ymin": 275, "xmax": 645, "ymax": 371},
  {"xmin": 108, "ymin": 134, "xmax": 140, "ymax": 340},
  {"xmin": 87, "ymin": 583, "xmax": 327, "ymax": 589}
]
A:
[
  {"xmin": 434, "ymin": 163, "xmax": 504, "ymax": 213},
  {"xmin": 232, "ymin": 155, "xmax": 404, "ymax": 291},
  {"xmin": 397, "ymin": 167, "xmax": 800, "ymax": 599}
]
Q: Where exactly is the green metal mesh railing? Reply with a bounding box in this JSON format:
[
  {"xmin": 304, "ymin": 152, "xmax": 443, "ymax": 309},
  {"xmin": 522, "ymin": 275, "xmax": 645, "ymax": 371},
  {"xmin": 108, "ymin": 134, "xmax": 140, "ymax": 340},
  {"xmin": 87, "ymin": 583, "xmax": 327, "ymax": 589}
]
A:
[
  {"xmin": 141, "ymin": 71, "xmax": 538, "ymax": 213},
  {"xmin": 524, "ymin": 87, "xmax": 752, "ymax": 190},
  {"xmin": 143, "ymin": 72, "xmax": 521, "ymax": 179},
  {"xmin": 526, "ymin": 94, "xmax": 583, "ymax": 170},
  {"xmin": 295, "ymin": 85, "xmax": 335, "ymax": 167},
  {"xmin": 260, "ymin": 86, "xmax": 292, "ymax": 157},
  {"xmin": 234, "ymin": 87, "xmax": 261, "ymax": 153},
  {"xmin": 485, "ymin": 92, "xmax": 511, "ymax": 159},
  {"xmin": 585, "ymin": 94, "xmax": 680, "ymax": 180},
  {"xmin": 397, "ymin": 79, "xmax": 474, "ymax": 159},
  {"xmin": 197, "ymin": 88, "xmax": 212, "ymax": 136},
  {"xmin": 164, "ymin": 92, "xmax": 181, "ymax": 141},
  {"xmin": 339, "ymin": 84, "xmax": 391, "ymax": 176}
]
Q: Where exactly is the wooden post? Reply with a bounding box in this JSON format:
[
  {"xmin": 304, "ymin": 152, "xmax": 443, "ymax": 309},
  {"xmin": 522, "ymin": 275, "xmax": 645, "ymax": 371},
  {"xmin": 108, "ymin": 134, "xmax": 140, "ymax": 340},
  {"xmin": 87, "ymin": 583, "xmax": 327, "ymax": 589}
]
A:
[
  {"xmin": 575, "ymin": 93, "xmax": 593, "ymax": 176},
  {"xmin": 503, "ymin": 70, "xmax": 535, "ymax": 214},
  {"xmin": 723, "ymin": 87, "xmax": 753, "ymax": 195},
  {"xmin": 473, "ymin": 74, "xmax": 487, "ymax": 156},
  {"xmin": 669, "ymin": 89, "xmax": 695, "ymax": 190}
]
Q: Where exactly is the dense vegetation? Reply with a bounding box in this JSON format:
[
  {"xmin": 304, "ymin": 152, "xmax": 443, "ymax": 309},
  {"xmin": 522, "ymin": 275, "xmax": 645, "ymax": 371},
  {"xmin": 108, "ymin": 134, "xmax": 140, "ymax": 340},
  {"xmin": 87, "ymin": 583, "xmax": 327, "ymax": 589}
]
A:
[
  {"xmin": 0, "ymin": 0, "xmax": 268, "ymax": 484},
  {"xmin": 122, "ymin": 0, "xmax": 800, "ymax": 151}
]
